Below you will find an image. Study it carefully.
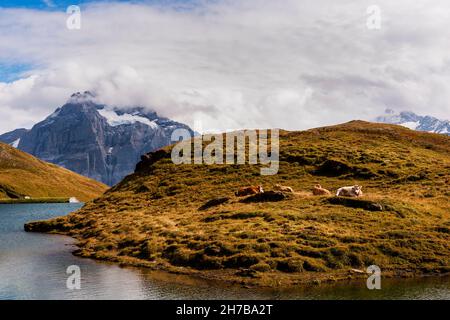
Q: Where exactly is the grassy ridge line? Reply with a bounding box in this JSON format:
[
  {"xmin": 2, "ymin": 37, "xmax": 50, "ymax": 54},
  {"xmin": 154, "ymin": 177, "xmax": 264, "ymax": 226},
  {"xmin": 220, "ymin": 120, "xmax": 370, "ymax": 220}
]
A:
[
  {"xmin": 24, "ymin": 121, "xmax": 450, "ymax": 287},
  {"xmin": 0, "ymin": 142, "xmax": 108, "ymax": 202}
]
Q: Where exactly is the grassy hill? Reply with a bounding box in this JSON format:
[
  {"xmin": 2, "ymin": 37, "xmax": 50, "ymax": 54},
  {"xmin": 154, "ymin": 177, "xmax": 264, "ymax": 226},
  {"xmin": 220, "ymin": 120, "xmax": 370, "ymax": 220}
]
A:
[
  {"xmin": 0, "ymin": 142, "xmax": 108, "ymax": 202},
  {"xmin": 25, "ymin": 121, "xmax": 450, "ymax": 286}
]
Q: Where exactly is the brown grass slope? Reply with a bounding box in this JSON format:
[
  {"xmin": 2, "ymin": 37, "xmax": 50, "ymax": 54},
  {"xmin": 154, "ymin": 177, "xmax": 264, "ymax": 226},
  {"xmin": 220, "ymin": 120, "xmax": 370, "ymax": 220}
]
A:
[
  {"xmin": 0, "ymin": 142, "xmax": 107, "ymax": 202},
  {"xmin": 25, "ymin": 121, "xmax": 450, "ymax": 286}
]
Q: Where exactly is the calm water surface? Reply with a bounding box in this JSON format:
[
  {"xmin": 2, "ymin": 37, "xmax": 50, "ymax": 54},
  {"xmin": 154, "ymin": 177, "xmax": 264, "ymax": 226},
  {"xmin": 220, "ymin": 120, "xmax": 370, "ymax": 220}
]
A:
[{"xmin": 0, "ymin": 203, "xmax": 448, "ymax": 300}]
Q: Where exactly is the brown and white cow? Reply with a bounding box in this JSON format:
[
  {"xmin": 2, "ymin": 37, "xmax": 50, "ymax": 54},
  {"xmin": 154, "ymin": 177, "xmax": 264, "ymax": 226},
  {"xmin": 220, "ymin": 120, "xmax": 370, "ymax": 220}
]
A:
[
  {"xmin": 235, "ymin": 185, "xmax": 264, "ymax": 197},
  {"xmin": 336, "ymin": 185, "xmax": 363, "ymax": 197},
  {"xmin": 312, "ymin": 184, "xmax": 332, "ymax": 196},
  {"xmin": 274, "ymin": 184, "xmax": 294, "ymax": 193}
]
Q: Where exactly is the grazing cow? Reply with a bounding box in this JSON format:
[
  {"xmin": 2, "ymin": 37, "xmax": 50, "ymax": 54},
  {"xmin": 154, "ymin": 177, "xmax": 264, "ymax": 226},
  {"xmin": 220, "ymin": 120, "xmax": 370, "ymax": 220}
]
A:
[
  {"xmin": 235, "ymin": 185, "xmax": 264, "ymax": 197},
  {"xmin": 274, "ymin": 184, "xmax": 294, "ymax": 193},
  {"xmin": 336, "ymin": 185, "xmax": 363, "ymax": 197},
  {"xmin": 312, "ymin": 184, "xmax": 332, "ymax": 196}
]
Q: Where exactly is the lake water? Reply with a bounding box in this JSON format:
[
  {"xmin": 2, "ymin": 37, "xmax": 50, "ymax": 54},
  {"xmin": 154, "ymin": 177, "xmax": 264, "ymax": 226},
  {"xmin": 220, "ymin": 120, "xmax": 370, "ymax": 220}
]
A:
[{"xmin": 0, "ymin": 203, "xmax": 448, "ymax": 300}]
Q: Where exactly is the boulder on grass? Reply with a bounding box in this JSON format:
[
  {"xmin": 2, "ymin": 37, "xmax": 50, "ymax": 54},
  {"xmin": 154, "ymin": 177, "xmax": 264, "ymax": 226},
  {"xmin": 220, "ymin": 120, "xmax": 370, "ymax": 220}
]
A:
[
  {"xmin": 240, "ymin": 191, "xmax": 287, "ymax": 203},
  {"xmin": 198, "ymin": 197, "xmax": 230, "ymax": 211}
]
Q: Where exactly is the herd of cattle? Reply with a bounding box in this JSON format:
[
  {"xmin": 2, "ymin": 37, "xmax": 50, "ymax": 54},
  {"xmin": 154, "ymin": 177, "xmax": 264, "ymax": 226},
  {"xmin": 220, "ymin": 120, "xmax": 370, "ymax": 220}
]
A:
[{"xmin": 235, "ymin": 184, "xmax": 363, "ymax": 197}]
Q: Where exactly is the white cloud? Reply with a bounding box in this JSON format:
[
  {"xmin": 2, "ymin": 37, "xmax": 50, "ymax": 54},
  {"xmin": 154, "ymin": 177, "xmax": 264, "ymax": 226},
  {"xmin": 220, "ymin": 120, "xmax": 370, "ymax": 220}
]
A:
[{"xmin": 0, "ymin": 0, "xmax": 449, "ymax": 134}]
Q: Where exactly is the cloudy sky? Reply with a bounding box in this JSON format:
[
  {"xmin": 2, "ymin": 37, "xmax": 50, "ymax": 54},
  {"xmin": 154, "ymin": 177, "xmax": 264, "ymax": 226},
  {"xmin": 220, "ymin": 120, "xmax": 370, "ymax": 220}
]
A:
[{"xmin": 0, "ymin": 0, "xmax": 449, "ymax": 133}]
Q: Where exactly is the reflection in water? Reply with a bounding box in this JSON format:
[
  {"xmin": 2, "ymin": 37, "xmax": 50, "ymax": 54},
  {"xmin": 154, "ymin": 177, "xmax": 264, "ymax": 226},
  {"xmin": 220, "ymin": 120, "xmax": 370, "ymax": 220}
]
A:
[
  {"xmin": 0, "ymin": 203, "xmax": 448, "ymax": 300},
  {"xmin": 135, "ymin": 268, "xmax": 450, "ymax": 300}
]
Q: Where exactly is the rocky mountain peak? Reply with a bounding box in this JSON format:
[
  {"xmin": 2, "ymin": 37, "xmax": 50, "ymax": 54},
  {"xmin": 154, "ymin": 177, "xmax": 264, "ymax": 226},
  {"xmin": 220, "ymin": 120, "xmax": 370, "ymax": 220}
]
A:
[
  {"xmin": 0, "ymin": 92, "xmax": 193, "ymax": 186},
  {"xmin": 69, "ymin": 90, "xmax": 96, "ymax": 102}
]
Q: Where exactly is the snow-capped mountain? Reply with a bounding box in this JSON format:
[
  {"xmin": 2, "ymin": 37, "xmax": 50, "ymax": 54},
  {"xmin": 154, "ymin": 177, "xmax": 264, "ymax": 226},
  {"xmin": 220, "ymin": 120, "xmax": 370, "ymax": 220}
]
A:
[
  {"xmin": 375, "ymin": 109, "xmax": 450, "ymax": 135},
  {"xmin": 0, "ymin": 91, "xmax": 193, "ymax": 185}
]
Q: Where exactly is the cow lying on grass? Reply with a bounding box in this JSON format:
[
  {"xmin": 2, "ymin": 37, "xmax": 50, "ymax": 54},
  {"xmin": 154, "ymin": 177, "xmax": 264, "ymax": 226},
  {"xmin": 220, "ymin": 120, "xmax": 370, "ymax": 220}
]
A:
[
  {"xmin": 235, "ymin": 185, "xmax": 264, "ymax": 197},
  {"xmin": 312, "ymin": 184, "xmax": 331, "ymax": 196},
  {"xmin": 274, "ymin": 184, "xmax": 294, "ymax": 193},
  {"xmin": 336, "ymin": 185, "xmax": 363, "ymax": 197}
]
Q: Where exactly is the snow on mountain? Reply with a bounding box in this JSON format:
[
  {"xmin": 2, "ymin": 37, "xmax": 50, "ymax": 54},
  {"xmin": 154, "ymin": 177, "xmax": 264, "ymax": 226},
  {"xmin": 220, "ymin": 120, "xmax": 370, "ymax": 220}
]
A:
[
  {"xmin": 375, "ymin": 109, "xmax": 450, "ymax": 135},
  {"xmin": 97, "ymin": 107, "xmax": 159, "ymax": 128},
  {"xmin": 11, "ymin": 138, "xmax": 20, "ymax": 148}
]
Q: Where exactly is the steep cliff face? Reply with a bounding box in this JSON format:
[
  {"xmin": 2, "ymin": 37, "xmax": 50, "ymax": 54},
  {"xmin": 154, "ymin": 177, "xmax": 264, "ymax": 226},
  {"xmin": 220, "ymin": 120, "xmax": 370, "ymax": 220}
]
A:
[{"xmin": 1, "ymin": 92, "xmax": 193, "ymax": 185}]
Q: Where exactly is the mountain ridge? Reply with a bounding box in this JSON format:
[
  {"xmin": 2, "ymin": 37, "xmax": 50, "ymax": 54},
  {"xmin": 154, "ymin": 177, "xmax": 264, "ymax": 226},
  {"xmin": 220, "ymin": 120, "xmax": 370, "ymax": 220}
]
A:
[{"xmin": 375, "ymin": 109, "xmax": 450, "ymax": 135}]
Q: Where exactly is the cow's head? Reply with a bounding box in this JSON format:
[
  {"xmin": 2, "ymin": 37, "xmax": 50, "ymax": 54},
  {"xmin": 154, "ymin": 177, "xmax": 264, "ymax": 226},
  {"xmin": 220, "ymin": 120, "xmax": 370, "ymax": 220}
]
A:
[{"xmin": 353, "ymin": 185, "xmax": 362, "ymax": 195}]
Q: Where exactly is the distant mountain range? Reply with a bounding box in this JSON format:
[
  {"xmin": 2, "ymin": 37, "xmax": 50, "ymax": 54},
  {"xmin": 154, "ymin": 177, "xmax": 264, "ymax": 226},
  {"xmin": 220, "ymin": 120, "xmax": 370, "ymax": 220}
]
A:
[
  {"xmin": 2, "ymin": 98, "xmax": 447, "ymax": 186},
  {"xmin": 375, "ymin": 109, "xmax": 450, "ymax": 135},
  {"xmin": 0, "ymin": 91, "xmax": 193, "ymax": 185}
]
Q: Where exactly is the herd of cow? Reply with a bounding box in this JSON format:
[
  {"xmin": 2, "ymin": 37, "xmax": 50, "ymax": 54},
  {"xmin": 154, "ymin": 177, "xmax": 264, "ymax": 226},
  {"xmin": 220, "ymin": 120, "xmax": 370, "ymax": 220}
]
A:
[{"xmin": 235, "ymin": 184, "xmax": 363, "ymax": 197}]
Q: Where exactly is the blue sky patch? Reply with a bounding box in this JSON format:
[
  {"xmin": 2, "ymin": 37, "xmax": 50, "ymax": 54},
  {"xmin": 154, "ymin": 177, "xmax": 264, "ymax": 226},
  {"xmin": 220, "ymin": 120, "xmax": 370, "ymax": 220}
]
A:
[
  {"xmin": 0, "ymin": 63, "xmax": 34, "ymax": 82},
  {"xmin": 0, "ymin": 1, "xmax": 196, "ymax": 10}
]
